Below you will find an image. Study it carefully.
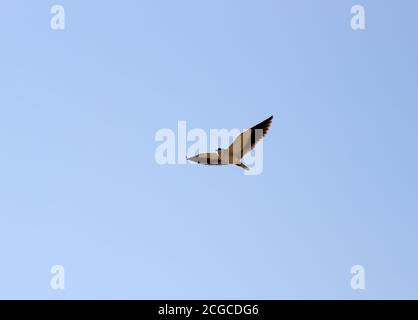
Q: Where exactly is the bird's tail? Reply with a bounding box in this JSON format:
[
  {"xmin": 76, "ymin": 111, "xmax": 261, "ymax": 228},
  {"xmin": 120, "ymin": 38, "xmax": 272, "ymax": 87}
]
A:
[{"xmin": 236, "ymin": 162, "xmax": 250, "ymax": 171}]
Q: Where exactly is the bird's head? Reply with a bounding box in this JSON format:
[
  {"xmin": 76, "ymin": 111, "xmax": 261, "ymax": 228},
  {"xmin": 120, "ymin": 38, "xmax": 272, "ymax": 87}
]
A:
[{"xmin": 186, "ymin": 153, "xmax": 201, "ymax": 164}]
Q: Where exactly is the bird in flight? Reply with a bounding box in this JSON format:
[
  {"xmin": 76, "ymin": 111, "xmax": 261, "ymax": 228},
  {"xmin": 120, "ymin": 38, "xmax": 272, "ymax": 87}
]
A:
[{"xmin": 187, "ymin": 115, "xmax": 273, "ymax": 171}]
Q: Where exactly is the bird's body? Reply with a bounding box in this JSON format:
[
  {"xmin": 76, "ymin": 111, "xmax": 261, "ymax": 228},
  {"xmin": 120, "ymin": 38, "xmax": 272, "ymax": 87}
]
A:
[
  {"xmin": 187, "ymin": 116, "xmax": 273, "ymax": 171},
  {"xmin": 189, "ymin": 152, "xmax": 227, "ymax": 166}
]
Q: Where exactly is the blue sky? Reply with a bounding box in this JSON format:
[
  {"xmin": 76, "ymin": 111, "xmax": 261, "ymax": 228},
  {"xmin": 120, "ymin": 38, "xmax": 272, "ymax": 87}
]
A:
[{"xmin": 0, "ymin": 0, "xmax": 418, "ymax": 299}]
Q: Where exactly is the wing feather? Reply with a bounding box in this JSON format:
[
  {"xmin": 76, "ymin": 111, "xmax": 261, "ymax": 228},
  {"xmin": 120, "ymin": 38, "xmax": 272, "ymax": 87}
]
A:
[{"xmin": 227, "ymin": 116, "xmax": 273, "ymax": 159}]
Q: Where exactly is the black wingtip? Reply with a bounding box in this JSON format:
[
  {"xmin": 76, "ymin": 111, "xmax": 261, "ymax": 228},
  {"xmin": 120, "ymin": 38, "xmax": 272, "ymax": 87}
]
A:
[
  {"xmin": 257, "ymin": 115, "xmax": 273, "ymax": 128},
  {"xmin": 263, "ymin": 115, "xmax": 274, "ymax": 123}
]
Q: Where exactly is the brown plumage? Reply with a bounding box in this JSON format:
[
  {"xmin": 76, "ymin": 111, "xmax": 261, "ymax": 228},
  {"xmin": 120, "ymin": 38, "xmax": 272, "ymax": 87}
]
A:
[
  {"xmin": 228, "ymin": 115, "xmax": 273, "ymax": 159},
  {"xmin": 187, "ymin": 115, "xmax": 273, "ymax": 171}
]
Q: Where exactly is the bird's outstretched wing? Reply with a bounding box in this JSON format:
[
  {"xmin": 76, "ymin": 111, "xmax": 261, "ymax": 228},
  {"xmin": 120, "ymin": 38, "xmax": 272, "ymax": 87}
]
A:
[{"xmin": 227, "ymin": 115, "xmax": 273, "ymax": 159}]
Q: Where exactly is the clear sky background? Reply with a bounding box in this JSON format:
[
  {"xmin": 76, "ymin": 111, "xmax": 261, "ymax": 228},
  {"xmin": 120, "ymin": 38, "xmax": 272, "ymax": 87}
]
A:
[{"xmin": 0, "ymin": 0, "xmax": 417, "ymax": 299}]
